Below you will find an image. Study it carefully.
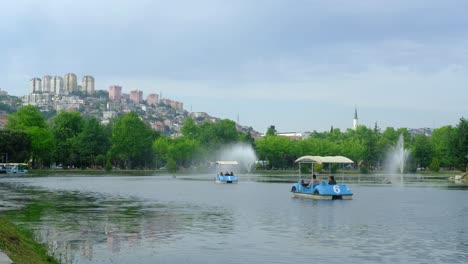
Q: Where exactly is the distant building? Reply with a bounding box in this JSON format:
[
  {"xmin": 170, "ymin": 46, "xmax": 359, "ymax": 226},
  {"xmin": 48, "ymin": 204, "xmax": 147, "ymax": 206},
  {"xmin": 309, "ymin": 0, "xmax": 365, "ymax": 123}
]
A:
[
  {"xmin": 160, "ymin": 98, "xmax": 183, "ymax": 110},
  {"xmin": 146, "ymin": 93, "xmax": 159, "ymax": 106},
  {"xmin": 82, "ymin": 75, "xmax": 95, "ymax": 94},
  {"xmin": 353, "ymin": 106, "xmax": 358, "ymax": 130},
  {"xmin": 30, "ymin": 77, "xmax": 42, "ymax": 93},
  {"xmin": 0, "ymin": 88, "xmax": 7, "ymax": 96},
  {"xmin": 41, "ymin": 75, "xmax": 52, "ymax": 93},
  {"xmin": 64, "ymin": 73, "xmax": 78, "ymax": 94},
  {"xmin": 51, "ymin": 76, "xmax": 64, "ymax": 95},
  {"xmin": 109, "ymin": 85, "xmax": 122, "ymax": 100},
  {"xmin": 130, "ymin": 90, "xmax": 143, "ymax": 104}
]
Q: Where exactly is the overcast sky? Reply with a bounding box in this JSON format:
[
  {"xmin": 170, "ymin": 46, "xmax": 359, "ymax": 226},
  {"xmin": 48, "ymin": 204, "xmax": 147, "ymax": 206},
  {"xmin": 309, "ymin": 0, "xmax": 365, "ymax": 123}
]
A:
[{"xmin": 1, "ymin": 0, "xmax": 467, "ymax": 133}]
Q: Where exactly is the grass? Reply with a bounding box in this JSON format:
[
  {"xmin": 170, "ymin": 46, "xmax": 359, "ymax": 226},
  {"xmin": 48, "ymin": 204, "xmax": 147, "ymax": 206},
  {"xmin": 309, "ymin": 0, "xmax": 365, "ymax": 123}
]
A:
[{"xmin": 0, "ymin": 217, "xmax": 59, "ymax": 264}]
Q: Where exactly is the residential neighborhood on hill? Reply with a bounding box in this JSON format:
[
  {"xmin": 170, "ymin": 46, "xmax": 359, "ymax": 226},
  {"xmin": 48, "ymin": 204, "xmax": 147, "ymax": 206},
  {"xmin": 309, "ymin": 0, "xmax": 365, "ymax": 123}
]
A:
[{"xmin": 0, "ymin": 75, "xmax": 261, "ymax": 138}]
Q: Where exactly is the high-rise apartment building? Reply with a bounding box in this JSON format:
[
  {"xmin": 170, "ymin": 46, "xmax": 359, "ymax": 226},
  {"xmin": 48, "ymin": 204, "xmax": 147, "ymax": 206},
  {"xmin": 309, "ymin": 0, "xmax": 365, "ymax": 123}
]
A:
[
  {"xmin": 82, "ymin": 75, "xmax": 95, "ymax": 94},
  {"xmin": 108, "ymin": 85, "xmax": 122, "ymax": 100},
  {"xmin": 146, "ymin": 94, "xmax": 159, "ymax": 105},
  {"xmin": 42, "ymin": 75, "xmax": 52, "ymax": 93},
  {"xmin": 64, "ymin": 73, "xmax": 78, "ymax": 94},
  {"xmin": 130, "ymin": 90, "xmax": 143, "ymax": 104},
  {"xmin": 51, "ymin": 76, "xmax": 64, "ymax": 95},
  {"xmin": 30, "ymin": 78, "xmax": 42, "ymax": 93}
]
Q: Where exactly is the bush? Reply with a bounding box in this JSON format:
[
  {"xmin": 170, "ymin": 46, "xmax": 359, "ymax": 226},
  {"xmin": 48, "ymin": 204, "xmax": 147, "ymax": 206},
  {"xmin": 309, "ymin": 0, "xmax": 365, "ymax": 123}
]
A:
[
  {"xmin": 167, "ymin": 158, "xmax": 177, "ymax": 173},
  {"xmin": 360, "ymin": 164, "xmax": 369, "ymax": 174},
  {"xmin": 105, "ymin": 160, "xmax": 112, "ymax": 171},
  {"xmin": 429, "ymin": 158, "xmax": 440, "ymax": 172}
]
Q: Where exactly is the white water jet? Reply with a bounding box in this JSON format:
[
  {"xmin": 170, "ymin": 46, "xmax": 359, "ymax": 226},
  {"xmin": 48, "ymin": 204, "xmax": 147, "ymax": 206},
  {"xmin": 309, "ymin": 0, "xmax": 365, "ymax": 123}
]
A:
[
  {"xmin": 217, "ymin": 143, "xmax": 257, "ymax": 173},
  {"xmin": 384, "ymin": 134, "xmax": 410, "ymax": 183}
]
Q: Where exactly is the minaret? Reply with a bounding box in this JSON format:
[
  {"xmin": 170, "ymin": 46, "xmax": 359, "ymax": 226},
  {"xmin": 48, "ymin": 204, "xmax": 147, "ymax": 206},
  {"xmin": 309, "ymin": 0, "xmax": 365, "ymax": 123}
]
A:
[{"xmin": 353, "ymin": 106, "xmax": 358, "ymax": 130}]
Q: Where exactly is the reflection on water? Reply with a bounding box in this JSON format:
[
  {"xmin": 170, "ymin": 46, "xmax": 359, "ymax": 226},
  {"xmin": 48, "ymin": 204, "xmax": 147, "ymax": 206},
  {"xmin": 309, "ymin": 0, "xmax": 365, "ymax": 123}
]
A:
[{"xmin": 0, "ymin": 174, "xmax": 467, "ymax": 264}]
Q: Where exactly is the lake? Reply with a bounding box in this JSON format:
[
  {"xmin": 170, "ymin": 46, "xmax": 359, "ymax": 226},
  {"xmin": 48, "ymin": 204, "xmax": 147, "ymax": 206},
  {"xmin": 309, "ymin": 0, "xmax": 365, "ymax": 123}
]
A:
[{"xmin": 0, "ymin": 174, "xmax": 467, "ymax": 264}]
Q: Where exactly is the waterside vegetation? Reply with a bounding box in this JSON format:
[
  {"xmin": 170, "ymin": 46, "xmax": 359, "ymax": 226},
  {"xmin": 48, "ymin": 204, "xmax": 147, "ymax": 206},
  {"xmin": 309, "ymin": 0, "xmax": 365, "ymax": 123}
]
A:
[
  {"xmin": 0, "ymin": 217, "xmax": 59, "ymax": 264},
  {"xmin": 0, "ymin": 105, "xmax": 467, "ymax": 173}
]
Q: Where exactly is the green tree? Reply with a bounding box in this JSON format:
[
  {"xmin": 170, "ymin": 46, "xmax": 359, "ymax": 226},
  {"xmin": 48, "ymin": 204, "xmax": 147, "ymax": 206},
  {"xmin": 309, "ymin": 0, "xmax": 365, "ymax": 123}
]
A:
[
  {"xmin": 351, "ymin": 126, "xmax": 380, "ymax": 169},
  {"xmin": 0, "ymin": 129, "xmax": 31, "ymax": 163},
  {"xmin": 429, "ymin": 158, "xmax": 440, "ymax": 172},
  {"xmin": 181, "ymin": 118, "xmax": 200, "ymax": 139},
  {"xmin": 256, "ymin": 135, "xmax": 296, "ymax": 169},
  {"xmin": 6, "ymin": 105, "xmax": 47, "ymax": 130},
  {"xmin": 152, "ymin": 137, "xmax": 170, "ymax": 168},
  {"xmin": 167, "ymin": 137, "xmax": 200, "ymax": 168},
  {"xmin": 453, "ymin": 118, "xmax": 468, "ymax": 171},
  {"xmin": 412, "ymin": 134, "xmax": 433, "ymax": 170},
  {"xmin": 266, "ymin": 125, "xmax": 277, "ymax": 136},
  {"xmin": 6, "ymin": 106, "xmax": 55, "ymax": 167},
  {"xmin": 51, "ymin": 111, "xmax": 83, "ymax": 167},
  {"xmin": 431, "ymin": 126, "xmax": 457, "ymax": 169},
  {"xmin": 109, "ymin": 112, "xmax": 154, "ymax": 169},
  {"xmin": 75, "ymin": 118, "xmax": 111, "ymax": 168}
]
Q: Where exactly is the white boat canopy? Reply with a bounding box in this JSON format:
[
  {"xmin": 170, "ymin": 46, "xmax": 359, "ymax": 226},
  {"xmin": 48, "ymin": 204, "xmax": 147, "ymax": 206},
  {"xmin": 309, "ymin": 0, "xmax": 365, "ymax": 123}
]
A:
[
  {"xmin": 295, "ymin": 156, "xmax": 354, "ymax": 164},
  {"xmin": 216, "ymin": 161, "xmax": 239, "ymax": 165}
]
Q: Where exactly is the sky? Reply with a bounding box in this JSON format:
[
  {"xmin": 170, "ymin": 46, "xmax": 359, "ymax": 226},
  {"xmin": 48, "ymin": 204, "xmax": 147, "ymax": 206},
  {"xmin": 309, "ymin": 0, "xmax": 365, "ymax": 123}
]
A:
[{"xmin": 1, "ymin": 0, "xmax": 467, "ymax": 133}]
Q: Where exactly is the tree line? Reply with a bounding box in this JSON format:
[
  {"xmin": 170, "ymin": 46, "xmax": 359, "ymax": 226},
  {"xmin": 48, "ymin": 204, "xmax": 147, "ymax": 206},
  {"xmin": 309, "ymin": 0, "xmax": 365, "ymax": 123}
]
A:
[
  {"xmin": 256, "ymin": 120, "xmax": 467, "ymax": 173},
  {"xmin": 0, "ymin": 105, "xmax": 467, "ymax": 173}
]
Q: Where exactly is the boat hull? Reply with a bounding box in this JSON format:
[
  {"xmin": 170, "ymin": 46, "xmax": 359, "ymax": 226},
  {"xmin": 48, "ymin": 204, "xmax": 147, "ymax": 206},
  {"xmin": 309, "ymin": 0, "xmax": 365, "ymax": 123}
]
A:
[
  {"xmin": 291, "ymin": 181, "xmax": 353, "ymax": 200},
  {"xmin": 292, "ymin": 192, "xmax": 353, "ymax": 200},
  {"xmin": 215, "ymin": 175, "xmax": 238, "ymax": 184},
  {"xmin": 215, "ymin": 180, "xmax": 238, "ymax": 184}
]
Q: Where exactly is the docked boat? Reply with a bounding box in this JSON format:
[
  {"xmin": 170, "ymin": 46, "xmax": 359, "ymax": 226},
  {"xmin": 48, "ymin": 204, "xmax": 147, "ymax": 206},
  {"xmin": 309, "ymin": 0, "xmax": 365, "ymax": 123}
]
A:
[
  {"xmin": 215, "ymin": 161, "xmax": 239, "ymax": 184},
  {"xmin": 290, "ymin": 156, "xmax": 354, "ymax": 200},
  {"xmin": 0, "ymin": 163, "xmax": 29, "ymax": 174}
]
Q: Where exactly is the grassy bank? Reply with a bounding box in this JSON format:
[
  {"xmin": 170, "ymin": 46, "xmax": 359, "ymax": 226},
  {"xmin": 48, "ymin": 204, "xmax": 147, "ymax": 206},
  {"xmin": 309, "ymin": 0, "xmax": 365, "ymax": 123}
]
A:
[{"xmin": 0, "ymin": 217, "xmax": 59, "ymax": 264}]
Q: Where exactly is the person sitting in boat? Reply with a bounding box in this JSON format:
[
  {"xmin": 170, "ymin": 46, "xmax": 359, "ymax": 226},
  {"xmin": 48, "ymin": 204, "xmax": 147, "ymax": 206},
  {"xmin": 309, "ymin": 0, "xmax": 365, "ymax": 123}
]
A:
[
  {"xmin": 307, "ymin": 174, "xmax": 319, "ymax": 188},
  {"xmin": 230, "ymin": 171, "xmax": 234, "ymax": 176},
  {"xmin": 328, "ymin": 175, "xmax": 337, "ymax": 185},
  {"xmin": 219, "ymin": 172, "xmax": 224, "ymax": 176},
  {"xmin": 225, "ymin": 171, "xmax": 230, "ymax": 176}
]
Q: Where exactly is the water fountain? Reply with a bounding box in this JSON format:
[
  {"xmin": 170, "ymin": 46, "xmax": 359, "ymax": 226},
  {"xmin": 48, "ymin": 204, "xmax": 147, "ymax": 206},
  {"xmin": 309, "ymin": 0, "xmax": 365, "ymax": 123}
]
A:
[
  {"xmin": 217, "ymin": 143, "xmax": 257, "ymax": 173},
  {"xmin": 384, "ymin": 134, "xmax": 410, "ymax": 184}
]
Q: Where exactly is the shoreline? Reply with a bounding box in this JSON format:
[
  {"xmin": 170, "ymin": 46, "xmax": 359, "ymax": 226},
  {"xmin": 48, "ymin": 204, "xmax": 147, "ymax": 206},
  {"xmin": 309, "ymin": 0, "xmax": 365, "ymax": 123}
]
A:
[
  {"xmin": 0, "ymin": 217, "xmax": 59, "ymax": 264},
  {"xmin": 9, "ymin": 168, "xmax": 462, "ymax": 177}
]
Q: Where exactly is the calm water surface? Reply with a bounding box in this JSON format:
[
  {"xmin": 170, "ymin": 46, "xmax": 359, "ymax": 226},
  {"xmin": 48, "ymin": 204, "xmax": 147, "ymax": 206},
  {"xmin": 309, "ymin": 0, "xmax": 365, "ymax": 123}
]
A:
[{"xmin": 0, "ymin": 174, "xmax": 467, "ymax": 264}]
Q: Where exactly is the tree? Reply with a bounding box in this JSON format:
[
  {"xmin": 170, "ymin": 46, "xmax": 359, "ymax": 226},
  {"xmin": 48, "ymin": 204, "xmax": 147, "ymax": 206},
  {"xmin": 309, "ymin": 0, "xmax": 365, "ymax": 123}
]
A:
[
  {"xmin": 181, "ymin": 118, "xmax": 200, "ymax": 139},
  {"xmin": 412, "ymin": 134, "xmax": 433, "ymax": 170},
  {"xmin": 167, "ymin": 137, "xmax": 200, "ymax": 168},
  {"xmin": 0, "ymin": 130, "xmax": 31, "ymax": 163},
  {"xmin": 152, "ymin": 137, "xmax": 170, "ymax": 168},
  {"xmin": 109, "ymin": 112, "xmax": 154, "ymax": 169},
  {"xmin": 27, "ymin": 126, "xmax": 55, "ymax": 167},
  {"xmin": 256, "ymin": 135, "xmax": 296, "ymax": 169},
  {"xmin": 266, "ymin": 125, "xmax": 277, "ymax": 136},
  {"xmin": 6, "ymin": 106, "xmax": 55, "ymax": 167},
  {"xmin": 453, "ymin": 118, "xmax": 468, "ymax": 171},
  {"xmin": 51, "ymin": 111, "xmax": 84, "ymax": 167},
  {"xmin": 6, "ymin": 105, "xmax": 47, "ymax": 130},
  {"xmin": 75, "ymin": 118, "xmax": 111, "ymax": 168},
  {"xmin": 431, "ymin": 126, "xmax": 457, "ymax": 169},
  {"xmin": 354, "ymin": 126, "xmax": 380, "ymax": 169}
]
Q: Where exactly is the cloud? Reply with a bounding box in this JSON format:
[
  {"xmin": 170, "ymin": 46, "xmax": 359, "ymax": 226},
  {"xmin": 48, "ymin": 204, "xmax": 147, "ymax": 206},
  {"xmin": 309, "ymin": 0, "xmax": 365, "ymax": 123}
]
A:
[{"xmin": 1, "ymin": 0, "xmax": 467, "ymax": 131}]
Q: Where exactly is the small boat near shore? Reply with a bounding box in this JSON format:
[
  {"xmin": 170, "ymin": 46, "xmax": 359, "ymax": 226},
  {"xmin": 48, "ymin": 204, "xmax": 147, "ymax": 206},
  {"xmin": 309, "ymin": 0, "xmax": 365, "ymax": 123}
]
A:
[
  {"xmin": 215, "ymin": 161, "xmax": 239, "ymax": 184},
  {"xmin": 290, "ymin": 156, "xmax": 354, "ymax": 200},
  {"xmin": 0, "ymin": 163, "xmax": 29, "ymax": 174}
]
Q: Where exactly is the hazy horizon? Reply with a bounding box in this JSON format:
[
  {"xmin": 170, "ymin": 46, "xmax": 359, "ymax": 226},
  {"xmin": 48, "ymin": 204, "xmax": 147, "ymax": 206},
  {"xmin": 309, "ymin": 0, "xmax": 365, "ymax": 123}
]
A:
[{"xmin": 1, "ymin": 0, "xmax": 467, "ymax": 133}]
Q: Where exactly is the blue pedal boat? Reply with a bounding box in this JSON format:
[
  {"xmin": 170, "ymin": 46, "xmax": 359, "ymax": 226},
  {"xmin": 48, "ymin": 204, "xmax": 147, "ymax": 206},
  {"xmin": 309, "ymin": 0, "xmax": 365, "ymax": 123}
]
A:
[
  {"xmin": 290, "ymin": 156, "xmax": 354, "ymax": 200},
  {"xmin": 215, "ymin": 161, "xmax": 239, "ymax": 184},
  {"xmin": 0, "ymin": 163, "xmax": 29, "ymax": 174}
]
